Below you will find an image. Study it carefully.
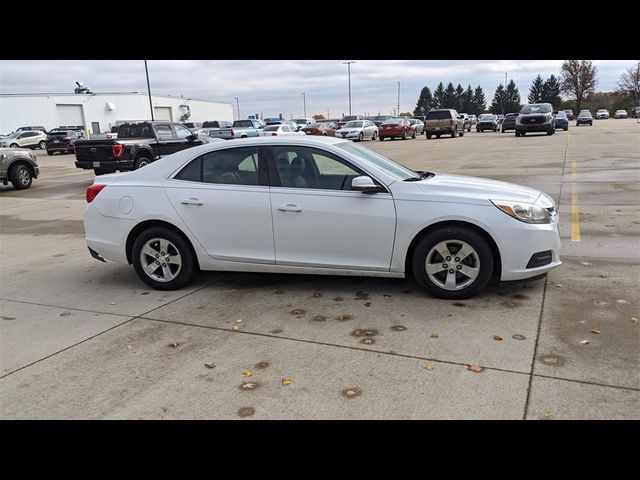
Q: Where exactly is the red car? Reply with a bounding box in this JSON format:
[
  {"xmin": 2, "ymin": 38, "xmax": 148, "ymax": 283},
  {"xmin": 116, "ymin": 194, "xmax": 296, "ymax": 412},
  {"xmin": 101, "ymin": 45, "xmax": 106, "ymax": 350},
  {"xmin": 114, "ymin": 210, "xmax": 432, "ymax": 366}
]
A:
[
  {"xmin": 378, "ymin": 118, "xmax": 416, "ymax": 141},
  {"xmin": 301, "ymin": 122, "xmax": 336, "ymax": 136}
]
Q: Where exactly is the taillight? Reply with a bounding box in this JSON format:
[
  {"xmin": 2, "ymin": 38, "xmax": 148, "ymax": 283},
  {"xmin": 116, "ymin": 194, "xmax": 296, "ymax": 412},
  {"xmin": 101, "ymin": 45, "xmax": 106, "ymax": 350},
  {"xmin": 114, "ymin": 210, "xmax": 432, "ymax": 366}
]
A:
[
  {"xmin": 450, "ymin": 119, "xmax": 454, "ymax": 126},
  {"xmin": 271, "ymin": 133, "xmax": 277, "ymax": 136},
  {"xmin": 86, "ymin": 184, "xmax": 106, "ymax": 203},
  {"xmin": 112, "ymin": 144, "xmax": 124, "ymax": 157},
  {"xmin": 229, "ymin": 129, "xmax": 234, "ymax": 137}
]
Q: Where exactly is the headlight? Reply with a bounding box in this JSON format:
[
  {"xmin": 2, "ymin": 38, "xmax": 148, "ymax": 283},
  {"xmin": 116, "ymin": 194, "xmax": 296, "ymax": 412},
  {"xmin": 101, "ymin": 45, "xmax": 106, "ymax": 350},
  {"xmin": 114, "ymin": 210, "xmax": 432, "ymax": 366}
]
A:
[
  {"xmin": 546, "ymin": 115, "xmax": 553, "ymax": 124},
  {"xmin": 491, "ymin": 200, "xmax": 551, "ymax": 224},
  {"xmin": 515, "ymin": 117, "xmax": 521, "ymax": 125}
]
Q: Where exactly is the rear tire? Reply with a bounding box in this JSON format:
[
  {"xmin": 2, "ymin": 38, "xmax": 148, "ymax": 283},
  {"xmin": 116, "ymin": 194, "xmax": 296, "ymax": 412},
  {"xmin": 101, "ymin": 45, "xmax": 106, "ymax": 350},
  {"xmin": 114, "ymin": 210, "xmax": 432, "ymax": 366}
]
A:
[
  {"xmin": 47, "ymin": 151, "xmax": 54, "ymax": 156},
  {"xmin": 10, "ymin": 143, "xmax": 18, "ymax": 148},
  {"xmin": 358, "ymin": 132, "xmax": 364, "ymax": 142},
  {"xmin": 402, "ymin": 130, "xmax": 407, "ymax": 140},
  {"xmin": 436, "ymin": 133, "xmax": 441, "ymax": 138},
  {"xmin": 411, "ymin": 130, "xmax": 416, "ymax": 139},
  {"xmin": 372, "ymin": 131, "xmax": 378, "ymax": 140},
  {"xmin": 39, "ymin": 140, "xmax": 46, "ymax": 149},
  {"xmin": 132, "ymin": 227, "xmax": 196, "ymax": 291},
  {"xmin": 426, "ymin": 134, "xmax": 432, "ymax": 139},
  {"xmin": 451, "ymin": 129, "xmax": 457, "ymax": 138},
  {"xmin": 134, "ymin": 156, "xmax": 152, "ymax": 169},
  {"xmin": 412, "ymin": 227, "xmax": 494, "ymax": 299}
]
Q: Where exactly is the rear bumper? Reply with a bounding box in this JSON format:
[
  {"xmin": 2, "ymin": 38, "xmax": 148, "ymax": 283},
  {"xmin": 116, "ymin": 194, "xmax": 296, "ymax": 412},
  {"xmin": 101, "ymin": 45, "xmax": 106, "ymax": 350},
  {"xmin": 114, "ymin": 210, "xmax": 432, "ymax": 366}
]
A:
[
  {"xmin": 84, "ymin": 203, "xmax": 133, "ymax": 264},
  {"xmin": 75, "ymin": 159, "xmax": 133, "ymax": 171}
]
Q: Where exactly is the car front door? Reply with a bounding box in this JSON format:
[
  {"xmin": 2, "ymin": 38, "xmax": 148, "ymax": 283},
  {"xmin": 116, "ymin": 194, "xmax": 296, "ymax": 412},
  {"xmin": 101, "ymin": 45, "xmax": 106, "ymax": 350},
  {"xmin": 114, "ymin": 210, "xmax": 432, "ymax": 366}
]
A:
[
  {"xmin": 153, "ymin": 123, "xmax": 178, "ymax": 157},
  {"xmin": 172, "ymin": 123, "xmax": 204, "ymax": 153},
  {"xmin": 163, "ymin": 146, "xmax": 274, "ymax": 264},
  {"xmin": 267, "ymin": 145, "xmax": 396, "ymax": 271}
]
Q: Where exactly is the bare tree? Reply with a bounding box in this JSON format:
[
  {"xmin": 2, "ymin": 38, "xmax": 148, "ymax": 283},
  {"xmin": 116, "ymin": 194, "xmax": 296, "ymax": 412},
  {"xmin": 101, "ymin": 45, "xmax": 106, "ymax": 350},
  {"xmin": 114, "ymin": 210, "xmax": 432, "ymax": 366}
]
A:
[
  {"xmin": 617, "ymin": 62, "xmax": 640, "ymax": 107},
  {"xmin": 559, "ymin": 60, "xmax": 598, "ymax": 113}
]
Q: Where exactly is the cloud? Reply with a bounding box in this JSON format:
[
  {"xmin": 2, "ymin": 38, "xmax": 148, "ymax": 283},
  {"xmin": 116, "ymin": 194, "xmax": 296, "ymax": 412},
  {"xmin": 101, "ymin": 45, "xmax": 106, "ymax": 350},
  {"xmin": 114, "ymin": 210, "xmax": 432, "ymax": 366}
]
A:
[{"xmin": 0, "ymin": 60, "xmax": 633, "ymax": 118}]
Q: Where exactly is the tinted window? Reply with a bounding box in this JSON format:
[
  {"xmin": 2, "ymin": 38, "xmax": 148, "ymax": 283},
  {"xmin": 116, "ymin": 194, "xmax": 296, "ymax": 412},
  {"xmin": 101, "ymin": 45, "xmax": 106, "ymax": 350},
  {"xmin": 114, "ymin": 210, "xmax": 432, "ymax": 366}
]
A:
[
  {"xmin": 233, "ymin": 120, "xmax": 253, "ymax": 128},
  {"xmin": 344, "ymin": 121, "xmax": 363, "ymax": 128},
  {"xmin": 425, "ymin": 110, "xmax": 452, "ymax": 120},
  {"xmin": 118, "ymin": 123, "xmax": 155, "ymax": 138},
  {"xmin": 175, "ymin": 157, "xmax": 202, "ymax": 182},
  {"xmin": 521, "ymin": 104, "xmax": 552, "ymax": 114},
  {"xmin": 202, "ymin": 147, "xmax": 260, "ymax": 185},
  {"xmin": 202, "ymin": 121, "xmax": 220, "ymax": 128}
]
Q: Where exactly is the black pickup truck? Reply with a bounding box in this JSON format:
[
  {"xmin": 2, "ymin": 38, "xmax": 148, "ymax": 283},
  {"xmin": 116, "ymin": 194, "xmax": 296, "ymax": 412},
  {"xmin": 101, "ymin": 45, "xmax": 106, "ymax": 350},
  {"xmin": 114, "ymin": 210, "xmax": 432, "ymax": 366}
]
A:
[{"xmin": 74, "ymin": 121, "xmax": 206, "ymax": 175}]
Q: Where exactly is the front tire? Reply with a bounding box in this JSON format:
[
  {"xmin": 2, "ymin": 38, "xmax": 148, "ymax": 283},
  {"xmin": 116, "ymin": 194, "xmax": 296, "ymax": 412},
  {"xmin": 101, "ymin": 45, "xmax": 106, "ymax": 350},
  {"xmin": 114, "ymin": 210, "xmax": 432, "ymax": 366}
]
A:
[
  {"xmin": 372, "ymin": 131, "xmax": 377, "ymax": 140},
  {"xmin": 426, "ymin": 133, "xmax": 432, "ymax": 139},
  {"xmin": 412, "ymin": 227, "xmax": 494, "ymax": 299},
  {"xmin": 358, "ymin": 132, "xmax": 364, "ymax": 142},
  {"xmin": 9, "ymin": 143, "xmax": 18, "ymax": 148},
  {"xmin": 132, "ymin": 227, "xmax": 196, "ymax": 290},
  {"xmin": 411, "ymin": 130, "xmax": 416, "ymax": 139},
  {"xmin": 39, "ymin": 140, "xmax": 47, "ymax": 149},
  {"xmin": 9, "ymin": 164, "xmax": 33, "ymax": 189},
  {"xmin": 402, "ymin": 130, "xmax": 407, "ymax": 140}
]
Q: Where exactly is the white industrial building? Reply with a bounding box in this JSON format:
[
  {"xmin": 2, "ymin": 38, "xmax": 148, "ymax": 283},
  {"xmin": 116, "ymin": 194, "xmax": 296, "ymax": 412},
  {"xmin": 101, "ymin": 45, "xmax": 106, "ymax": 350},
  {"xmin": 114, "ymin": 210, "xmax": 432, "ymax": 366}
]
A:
[{"xmin": 0, "ymin": 92, "xmax": 234, "ymax": 136}]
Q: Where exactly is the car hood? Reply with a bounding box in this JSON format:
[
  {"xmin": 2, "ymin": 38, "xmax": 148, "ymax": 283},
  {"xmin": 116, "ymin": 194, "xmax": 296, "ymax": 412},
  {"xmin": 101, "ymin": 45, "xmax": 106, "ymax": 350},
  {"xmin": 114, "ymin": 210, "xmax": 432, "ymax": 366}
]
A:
[{"xmin": 411, "ymin": 173, "xmax": 542, "ymax": 205}]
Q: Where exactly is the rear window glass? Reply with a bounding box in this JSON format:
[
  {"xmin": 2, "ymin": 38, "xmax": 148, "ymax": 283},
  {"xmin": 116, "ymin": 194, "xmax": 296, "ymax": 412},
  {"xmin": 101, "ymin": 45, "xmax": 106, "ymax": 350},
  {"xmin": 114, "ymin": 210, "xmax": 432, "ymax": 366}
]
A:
[
  {"xmin": 118, "ymin": 123, "xmax": 155, "ymax": 138},
  {"xmin": 425, "ymin": 110, "xmax": 452, "ymax": 120},
  {"xmin": 263, "ymin": 126, "xmax": 279, "ymax": 131},
  {"xmin": 233, "ymin": 120, "xmax": 254, "ymax": 127},
  {"xmin": 203, "ymin": 121, "xmax": 220, "ymax": 128}
]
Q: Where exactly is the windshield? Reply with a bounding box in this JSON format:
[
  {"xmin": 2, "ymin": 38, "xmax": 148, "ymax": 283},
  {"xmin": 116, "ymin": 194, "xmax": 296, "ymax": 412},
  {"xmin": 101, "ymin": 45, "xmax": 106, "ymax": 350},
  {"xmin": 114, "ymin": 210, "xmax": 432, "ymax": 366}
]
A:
[
  {"xmin": 7, "ymin": 132, "xmax": 21, "ymax": 138},
  {"xmin": 335, "ymin": 142, "xmax": 417, "ymax": 181},
  {"xmin": 342, "ymin": 116, "xmax": 358, "ymax": 122},
  {"xmin": 555, "ymin": 112, "xmax": 567, "ymax": 118},
  {"xmin": 293, "ymin": 119, "xmax": 308, "ymax": 125},
  {"xmin": 344, "ymin": 121, "xmax": 363, "ymax": 128},
  {"xmin": 382, "ymin": 119, "xmax": 402, "ymax": 125},
  {"xmin": 263, "ymin": 126, "xmax": 279, "ymax": 131},
  {"xmin": 479, "ymin": 115, "xmax": 497, "ymax": 121},
  {"xmin": 521, "ymin": 104, "xmax": 552, "ymax": 114},
  {"xmin": 578, "ymin": 112, "xmax": 592, "ymax": 118}
]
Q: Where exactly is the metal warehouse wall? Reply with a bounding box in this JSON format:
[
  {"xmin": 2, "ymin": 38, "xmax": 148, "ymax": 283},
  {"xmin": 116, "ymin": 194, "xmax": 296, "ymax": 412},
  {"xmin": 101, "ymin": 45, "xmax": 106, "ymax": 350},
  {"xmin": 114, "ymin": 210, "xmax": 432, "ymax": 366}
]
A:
[{"xmin": 0, "ymin": 94, "xmax": 234, "ymax": 135}]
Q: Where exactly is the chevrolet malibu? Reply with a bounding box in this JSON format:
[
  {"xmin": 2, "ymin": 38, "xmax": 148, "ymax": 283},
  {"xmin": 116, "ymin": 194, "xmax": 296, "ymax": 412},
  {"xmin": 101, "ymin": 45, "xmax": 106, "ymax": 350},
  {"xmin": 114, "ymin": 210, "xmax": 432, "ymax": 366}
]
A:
[{"xmin": 83, "ymin": 137, "xmax": 561, "ymax": 299}]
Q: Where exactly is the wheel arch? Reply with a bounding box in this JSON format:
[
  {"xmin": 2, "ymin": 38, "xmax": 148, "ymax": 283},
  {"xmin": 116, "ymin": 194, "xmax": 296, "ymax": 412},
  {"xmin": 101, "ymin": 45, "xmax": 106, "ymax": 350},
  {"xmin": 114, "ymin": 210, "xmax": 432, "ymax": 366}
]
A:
[
  {"xmin": 404, "ymin": 220, "xmax": 502, "ymax": 279},
  {"xmin": 125, "ymin": 219, "xmax": 200, "ymax": 270},
  {"xmin": 8, "ymin": 159, "xmax": 36, "ymax": 177}
]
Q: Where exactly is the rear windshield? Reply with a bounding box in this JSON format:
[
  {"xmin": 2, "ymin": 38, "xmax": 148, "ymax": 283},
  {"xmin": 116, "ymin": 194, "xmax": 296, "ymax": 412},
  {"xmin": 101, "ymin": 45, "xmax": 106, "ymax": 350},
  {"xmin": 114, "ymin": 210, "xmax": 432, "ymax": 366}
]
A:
[
  {"xmin": 203, "ymin": 121, "xmax": 220, "ymax": 128},
  {"xmin": 382, "ymin": 119, "xmax": 402, "ymax": 125},
  {"xmin": 118, "ymin": 123, "xmax": 155, "ymax": 138},
  {"xmin": 425, "ymin": 110, "xmax": 452, "ymax": 120},
  {"xmin": 263, "ymin": 126, "xmax": 279, "ymax": 131},
  {"xmin": 521, "ymin": 104, "xmax": 552, "ymax": 114},
  {"xmin": 578, "ymin": 112, "xmax": 592, "ymax": 117},
  {"xmin": 479, "ymin": 114, "xmax": 497, "ymax": 121},
  {"xmin": 49, "ymin": 131, "xmax": 73, "ymax": 136},
  {"xmin": 344, "ymin": 121, "xmax": 363, "ymax": 128},
  {"xmin": 555, "ymin": 112, "xmax": 567, "ymax": 118}
]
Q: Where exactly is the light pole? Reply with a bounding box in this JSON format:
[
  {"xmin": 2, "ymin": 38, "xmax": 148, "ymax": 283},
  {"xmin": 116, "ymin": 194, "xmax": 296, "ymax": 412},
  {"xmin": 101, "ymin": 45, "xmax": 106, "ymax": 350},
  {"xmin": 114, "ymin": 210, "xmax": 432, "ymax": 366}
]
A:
[
  {"xmin": 144, "ymin": 60, "xmax": 154, "ymax": 121},
  {"xmin": 504, "ymin": 72, "xmax": 507, "ymax": 116},
  {"xmin": 397, "ymin": 81, "xmax": 400, "ymax": 117},
  {"xmin": 300, "ymin": 92, "xmax": 306, "ymax": 117},
  {"xmin": 234, "ymin": 97, "xmax": 240, "ymax": 120},
  {"xmin": 343, "ymin": 61, "xmax": 356, "ymax": 116}
]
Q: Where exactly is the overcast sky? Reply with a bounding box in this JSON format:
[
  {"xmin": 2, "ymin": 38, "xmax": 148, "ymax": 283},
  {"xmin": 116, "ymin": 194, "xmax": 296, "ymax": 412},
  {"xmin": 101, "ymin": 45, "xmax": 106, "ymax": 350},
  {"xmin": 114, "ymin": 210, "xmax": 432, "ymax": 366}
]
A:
[{"xmin": 0, "ymin": 60, "xmax": 634, "ymax": 119}]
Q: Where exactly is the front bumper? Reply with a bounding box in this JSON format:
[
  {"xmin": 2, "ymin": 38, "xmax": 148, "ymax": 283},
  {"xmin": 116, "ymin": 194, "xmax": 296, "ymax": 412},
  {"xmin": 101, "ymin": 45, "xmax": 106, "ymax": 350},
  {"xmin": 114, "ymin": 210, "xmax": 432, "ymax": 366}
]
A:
[
  {"xmin": 496, "ymin": 214, "xmax": 562, "ymax": 281},
  {"xmin": 516, "ymin": 123, "xmax": 553, "ymax": 133}
]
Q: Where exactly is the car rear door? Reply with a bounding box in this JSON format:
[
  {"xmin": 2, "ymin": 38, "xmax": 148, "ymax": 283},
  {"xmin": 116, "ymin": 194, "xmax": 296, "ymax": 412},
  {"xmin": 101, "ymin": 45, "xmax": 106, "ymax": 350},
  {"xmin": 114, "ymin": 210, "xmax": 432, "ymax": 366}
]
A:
[
  {"xmin": 267, "ymin": 144, "xmax": 396, "ymax": 271},
  {"xmin": 163, "ymin": 145, "xmax": 275, "ymax": 264}
]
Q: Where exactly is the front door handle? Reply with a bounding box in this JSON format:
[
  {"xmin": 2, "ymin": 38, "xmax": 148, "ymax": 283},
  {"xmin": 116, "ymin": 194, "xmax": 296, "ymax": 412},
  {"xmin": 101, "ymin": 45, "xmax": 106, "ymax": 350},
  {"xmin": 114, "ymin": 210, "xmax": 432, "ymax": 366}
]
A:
[
  {"xmin": 181, "ymin": 197, "xmax": 204, "ymax": 206},
  {"xmin": 277, "ymin": 203, "xmax": 302, "ymax": 213}
]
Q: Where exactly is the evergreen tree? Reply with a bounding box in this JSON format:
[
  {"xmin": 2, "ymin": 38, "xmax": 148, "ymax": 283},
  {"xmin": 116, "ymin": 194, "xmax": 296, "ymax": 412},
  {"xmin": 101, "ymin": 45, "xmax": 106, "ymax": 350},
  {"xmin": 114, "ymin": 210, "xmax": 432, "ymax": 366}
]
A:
[
  {"xmin": 541, "ymin": 74, "xmax": 562, "ymax": 109},
  {"xmin": 433, "ymin": 82, "xmax": 445, "ymax": 109},
  {"xmin": 472, "ymin": 85, "xmax": 487, "ymax": 115},
  {"xmin": 455, "ymin": 84, "xmax": 464, "ymax": 111},
  {"xmin": 504, "ymin": 79, "xmax": 521, "ymax": 113},
  {"xmin": 528, "ymin": 74, "xmax": 544, "ymax": 104},
  {"xmin": 413, "ymin": 86, "xmax": 433, "ymax": 116},
  {"xmin": 443, "ymin": 82, "xmax": 456, "ymax": 108},
  {"xmin": 490, "ymin": 84, "xmax": 506, "ymax": 114},
  {"xmin": 461, "ymin": 85, "xmax": 473, "ymax": 113}
]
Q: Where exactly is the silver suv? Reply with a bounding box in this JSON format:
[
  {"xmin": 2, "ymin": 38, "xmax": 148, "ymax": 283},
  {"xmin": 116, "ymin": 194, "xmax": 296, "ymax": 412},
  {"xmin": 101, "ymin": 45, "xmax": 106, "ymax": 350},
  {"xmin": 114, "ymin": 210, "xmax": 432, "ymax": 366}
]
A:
[
  {"xmin": 0, "ymin": 130, "xmax": 48, "ymax": 150},
  {"xmin": 0, "ymin": 148, "xmax": 40, "ymax": 189}
]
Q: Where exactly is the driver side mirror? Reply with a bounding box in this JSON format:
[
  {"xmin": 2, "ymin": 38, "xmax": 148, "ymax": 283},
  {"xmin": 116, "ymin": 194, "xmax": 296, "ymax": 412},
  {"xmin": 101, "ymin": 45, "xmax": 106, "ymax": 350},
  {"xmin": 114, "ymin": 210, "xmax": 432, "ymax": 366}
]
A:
[
  {"xmin": 186, "ymin": 133, "xmax": 198, "ymax": 141},
  {"xmin": 352, "ymin": 176, "xmax": 383, "ymax": 194}
]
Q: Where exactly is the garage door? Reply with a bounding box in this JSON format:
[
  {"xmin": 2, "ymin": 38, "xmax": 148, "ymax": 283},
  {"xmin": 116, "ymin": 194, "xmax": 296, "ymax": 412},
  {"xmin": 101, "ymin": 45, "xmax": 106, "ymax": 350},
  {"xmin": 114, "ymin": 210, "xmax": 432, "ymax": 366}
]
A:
[
  {"xmin": 56, "ymin": 104, "xmax": 85, "ymax": 127},
  {"xmin": 154, "ymin": 107, "xmax": 172, "ymax": 121}
]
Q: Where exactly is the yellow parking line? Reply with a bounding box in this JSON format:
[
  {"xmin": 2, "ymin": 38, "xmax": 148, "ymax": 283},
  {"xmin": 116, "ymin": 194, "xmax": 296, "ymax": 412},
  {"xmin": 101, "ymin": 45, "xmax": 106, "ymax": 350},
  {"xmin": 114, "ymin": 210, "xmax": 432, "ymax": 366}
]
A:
[{"xmin": 570, "ymin": 154, "xmax": 580, "ymax": 242}]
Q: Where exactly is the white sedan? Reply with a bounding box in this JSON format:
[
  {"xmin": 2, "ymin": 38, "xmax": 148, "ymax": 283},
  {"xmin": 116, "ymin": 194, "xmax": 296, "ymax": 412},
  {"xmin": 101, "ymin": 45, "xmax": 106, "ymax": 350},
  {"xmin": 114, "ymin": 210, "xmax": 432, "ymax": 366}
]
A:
[
  {"xmin": 83, "ymin": 137, "xmax": 561, "ymax": 299},
  {"xmin": 258, "ymin": 125, "xmax": 306, "ymax": 136},
  {"xmin": 335, "ymin": 120, "xmax": 378, "ymax": 141}
]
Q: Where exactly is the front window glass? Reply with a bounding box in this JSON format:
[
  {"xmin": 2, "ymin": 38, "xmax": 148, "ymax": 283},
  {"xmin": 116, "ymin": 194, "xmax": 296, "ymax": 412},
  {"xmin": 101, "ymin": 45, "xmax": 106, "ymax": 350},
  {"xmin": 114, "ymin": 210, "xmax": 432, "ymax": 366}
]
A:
[
  {"xmin": 344, "ymin": 121, "xmax": 363, "ymax": 128},
  {"xmin": 521, "ymin": 104, "xmax": 552, "ymax": 114},
  {"xmin": 335, "ymin": 142, "xmax": 416, "ymax": 181}
]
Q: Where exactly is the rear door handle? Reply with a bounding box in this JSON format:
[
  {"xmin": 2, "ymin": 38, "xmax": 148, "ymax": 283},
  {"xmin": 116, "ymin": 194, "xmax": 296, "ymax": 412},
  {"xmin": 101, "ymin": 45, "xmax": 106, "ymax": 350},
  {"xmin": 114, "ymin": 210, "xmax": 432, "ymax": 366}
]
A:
[
  {"xmin": 277, "ymin": 203, "xmax": 302, "ymax": 213},
  {"xmin": 181, "ymin": 197, "xmax": 204, "ymax": 206}
]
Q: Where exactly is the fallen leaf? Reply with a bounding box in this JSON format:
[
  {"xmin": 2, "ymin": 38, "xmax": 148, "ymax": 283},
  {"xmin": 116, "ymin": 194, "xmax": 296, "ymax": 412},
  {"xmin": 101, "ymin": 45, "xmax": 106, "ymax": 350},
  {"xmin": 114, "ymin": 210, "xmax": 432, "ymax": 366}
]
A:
[
  {"xmin": 240, "ymin": 382, "xmax": 257, "ymax": 390},
  {"xmin": 341, "ymin": 387, "xmax": 361, "ymax": 398},
  {"xmin": 204, "ymin": 363, "xmax": 216, "ymax": 369},
  {"xmin": 168, "ymin": 342, "xmax": 179, "ymax": 348},
  {"xmin": 232, "ymin": 326, "xmax": 239, "ymax": 331},
  {"xmin": 431, "ymin": 333, "xmax": 440, "ymax": 339},
  {"xmin": 423, "ymin": 364, "xmax": 433, "ymax": 371},
  {"xmin": 555, "ymin": 284, "xmax": 562, "ymax": 288},
  {"xmin": 110, "ymin": 302, "xmax": 116, "ymax": 305},
  {"xmin": 59, "ymin": 312, "xmax": 71, "ymax": 317},
  {"xmin": 598, "ymin": 274, "xmax": 608, "ymax": 278},
  {"xmin": 493, "ymin": 335, "xmax": 503, "ymax": 341},
  {"xmin": 281, "ymin": 378, "xmax": 292, "ymax": 386},
  {"xmin": 235, "ymin": 319, "xmax": 243, "ymax": 323},
  {"xmin": 579, "ymin": 340, "xmax": 590, "ymax": 345},
  {"xmin": 243, "ymin": 370, "xmax": 253, "ymax": 377},
  {"xmin": 361, "ymin": 338, "xmax": 374, "ymax": 345},
  {"xmin": 337, "ymin": 314, "xmax": 352, "ymax": 321},
  {"xmin": 591, "ymin": 328, "xmax": 601, "ymax": 334},
  {"xmin": 467, "ymin": 364, "xmax": 484, "ymax": 373},
  {"xmin": 631, "ymin": 317, "xmax": 639, "ymax": 324},
  {"xmin": 237, "ymin": 407, "xmax": 255, "ymax": 417},
  {"xmin": 542, "ymin": 411, "xmax": 552, "ymax": 418}
]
